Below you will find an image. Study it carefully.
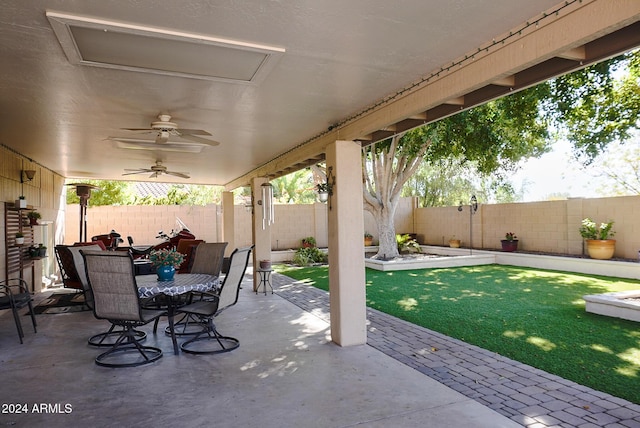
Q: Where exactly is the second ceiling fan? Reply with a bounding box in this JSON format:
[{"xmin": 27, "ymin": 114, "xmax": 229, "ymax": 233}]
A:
[{"xmin": 123, "ymin": 161, "xmax": 190, "ymax": 179}]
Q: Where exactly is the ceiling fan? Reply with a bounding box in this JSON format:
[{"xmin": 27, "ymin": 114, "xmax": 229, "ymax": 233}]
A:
[
  {"xmin": 123, "ymin": 161, "xmax": 190, "ymax": 179},
  {"xmin": 120, "ymin": 114, "xmax": 220, "ymax": 146}
]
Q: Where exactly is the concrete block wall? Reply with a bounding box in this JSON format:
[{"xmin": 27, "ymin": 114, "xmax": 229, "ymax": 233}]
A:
[
  {"xmin": 416, "ymin": 196, "xmax": 640, "ymax": 259},
  {"xmin": 61, "ymin": 194, "xmax": 640, "ymax": 259},
  {"xmin": 65, "ymin": 204, "xmax": 221, "ymax": 246}
]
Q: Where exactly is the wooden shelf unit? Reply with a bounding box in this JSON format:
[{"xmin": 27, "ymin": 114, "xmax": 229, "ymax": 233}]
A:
[{"xmin": 4, "ymin": 202, "xmax": 35, "ymax": 291}]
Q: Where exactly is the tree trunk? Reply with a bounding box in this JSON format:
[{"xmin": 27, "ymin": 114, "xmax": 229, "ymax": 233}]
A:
[{"xmin": 372, "ymin": 206, "xmax": 399, "ymax": 260}]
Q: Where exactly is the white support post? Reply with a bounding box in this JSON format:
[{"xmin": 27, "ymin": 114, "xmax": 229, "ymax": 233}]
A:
[{"xmin": 326, "ymin": 140, "xmax": 367, "ymax": 346}]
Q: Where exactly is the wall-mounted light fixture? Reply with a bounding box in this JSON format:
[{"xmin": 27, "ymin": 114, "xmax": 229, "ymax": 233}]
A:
[
  {"xmin": 458, "ymin": 195, "xmax": 478, "ymax": 254},
  {"xmin": 21, "ymin": 169, "xmax": 36, "ymax": 183},
  {"xmin": 316, "ymin": 166, "xmax": 335, "ymax": 209}
]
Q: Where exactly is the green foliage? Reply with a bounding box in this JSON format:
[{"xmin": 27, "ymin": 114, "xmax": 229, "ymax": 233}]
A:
[
  {"xmin": 396, "ymin": 234, "xmax": 421, "ymax": 253},
  {"xmin": 26, "ymin": 211, "xmax": 41, "ymax": 219},
  {"xmin": 425, "ymin": 85, "xmax": 551, "ymax": 175},
  {"xmin": 549, "ymin": 51, "xmax": 640, "ymax": 165},
  {"xmin": 292, "ymin": 247, "xmax": 327, "ymax": 266},
  {"xmin": 301, "ymin": 236, "xmax": 316, "ymax": 247},
  {"xmin": 271, "ymin": 170, "xmax": 317, "ymax": 204},
  {"xmin": 66, "ymin": 180, "xmax": 134, "ymax": 206},
  {"xmin": 66, "ymin": 180, "xmax": 223, "ymax": 206},
  {"xmin": 579, "ymin": 218, "xmax": 615, "ymax": 240},
  {"xmin": 149, "ymin": 248, "xmax": 185, "ymax": 269}
]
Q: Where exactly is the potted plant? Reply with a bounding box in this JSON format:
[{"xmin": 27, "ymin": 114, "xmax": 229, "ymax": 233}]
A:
[
  {"xmin": 501, "ymin": 232, "xmax": 518, "ymax": 252},
  {"xmin": 15, "ymin": 232, "xmax": 24, "ymax": 245},
  {"xmin": 37, "ymin": 243, "xmax": 47, "ymax": 258},
  {"xmin": 26, "ymin": 210, "xmax": 41, "ymax": 225},
  {"xmin": 259, "ymin": 259, "xmax": 272, "ymax": 270},
  {"xmin": 449, "ymin": 236, "xmax": 461, "ymax": 248},
  {"xmin": 364, "ymin": 232, "xmax": 373, "ymax": 246},
  {"xmin": 15, "ymin": 196, "xmax": 27, "ymax": 209},
  {"xmin": 301, "ymin": 237, "xmax": 316, "ymax": 248},
  {"xmin": 316, "ymin": 183, "xmax": 330, "ymax": 203},
  {"xmin": 150, "ymin": 248, "xmax": 185, "ymax": 281},
  {"xmin": 579, "ymin": 218, "xmax": 616, "ymax": 260}
]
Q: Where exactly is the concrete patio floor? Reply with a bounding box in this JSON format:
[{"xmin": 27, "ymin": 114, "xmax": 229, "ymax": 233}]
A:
[{"xmin": 0, "ymin": 272, "xmax": 519, "ymax": 428}]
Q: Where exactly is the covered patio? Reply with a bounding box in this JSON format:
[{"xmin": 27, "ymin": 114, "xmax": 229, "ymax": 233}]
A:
[
  {"xmin": 1, "ymin": 1, "xmax": 640, "ymax": 426},
  {"xmin": 2, "ymin": 272, "xmax": 638, "ymax": 427}
]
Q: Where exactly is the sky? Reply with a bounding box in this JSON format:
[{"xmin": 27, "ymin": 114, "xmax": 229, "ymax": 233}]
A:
[{"xmin": 511, "ymin": 139, "xmax": 601, "ymax": 202}]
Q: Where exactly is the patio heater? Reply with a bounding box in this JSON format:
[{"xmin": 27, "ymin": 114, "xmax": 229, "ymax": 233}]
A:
[
  {"xmin": 458, "ymin": 195, "xmax": 478, "ymax": 255},
  {"xmin": 66, "ymin": 183, "xmax": 100, "ymax": 242}
]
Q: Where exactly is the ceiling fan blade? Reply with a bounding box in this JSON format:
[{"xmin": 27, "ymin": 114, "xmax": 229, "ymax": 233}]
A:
[
  {"xmin": 176, "ymin": 128, "xmax": 212, "ymax": 136},
  {"xmin": 122, "ymin": 169, "xmax": 151, "ymax": 176},
  {"xmin": 166, "ymin": 171, "xmax": 190, "ymax": 179},
  {"xmin": 122, "ymin": 128, "xmax": 154, "ymax": 132},
  {"xmin": 179, "ymin": 134, "xmax": 220, "ymax": 146}
]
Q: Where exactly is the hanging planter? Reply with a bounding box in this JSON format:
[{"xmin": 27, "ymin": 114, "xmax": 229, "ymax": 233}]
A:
[{"xmin": 15, "ymin": 198, "xmax": 27, "ymax": 209}]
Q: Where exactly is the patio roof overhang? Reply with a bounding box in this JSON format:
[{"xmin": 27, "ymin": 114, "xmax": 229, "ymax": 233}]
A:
[{"xmin": 225, "ymin": 1, "xmax": 640, "ymax": 190}]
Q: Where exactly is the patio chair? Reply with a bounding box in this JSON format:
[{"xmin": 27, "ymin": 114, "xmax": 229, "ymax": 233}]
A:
[
  {"xmin": 169, "ymin": 242, "xmax": 229, "ymax": 336},
  {"xmin": 82, "ymin": 250, "xmax": 164, "ymax": 367},
  {"xmin": 176, "ymin": 239, "xmax": 204, "ymax": 273},
  {"xmin": 177, "ymin": 245, "xmax": 252, "ymax": 354},
  {"xmin": 54, "ymin": 242, "xmax": 106, "ymax": 291},
  {"xmin": 0, "ymin": 279, "xmax": 37, "ymax": 344},
  {"xmin": 190, "ymin": 242, "xmax": 228, "ymax": 277},
  {"xmin": 56, "ymin": 243, "xmax": 147, "ymax": 347}
]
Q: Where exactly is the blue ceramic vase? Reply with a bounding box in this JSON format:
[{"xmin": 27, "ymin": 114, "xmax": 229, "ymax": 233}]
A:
[{"xmin": 156, "ymin": 265, "xmax": 176, "ymax": 281}]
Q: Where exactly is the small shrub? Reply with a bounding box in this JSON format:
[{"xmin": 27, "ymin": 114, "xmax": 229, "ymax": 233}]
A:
[
  {"xmin": 301, "ymin": 236, "xmax": 317, "ymax": 247},
  {"xmin": 396, "ymin": 234, "xmax": 421, "ymax": 253},
  {"xmin": 293, "ymin": 247, "xmax": 327, "ymax": 266}
]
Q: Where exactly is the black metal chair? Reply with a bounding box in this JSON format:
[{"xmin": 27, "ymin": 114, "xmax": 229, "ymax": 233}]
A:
[
  {"xmin": 0, "ymin": 279, "xmax": 37, "ymax": 344},
  {"xmin": 82, "ymin": 250, "xmax": 164, "ymax": 367},
  {"xmin": 177, "ymin": 246, "xmax": 252, "ymax": 354}
]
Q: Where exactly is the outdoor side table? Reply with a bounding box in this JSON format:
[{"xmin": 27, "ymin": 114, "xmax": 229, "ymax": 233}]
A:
[{"xmin": 256, "ymin": 269, "xmax": 273, "ymax": 295}]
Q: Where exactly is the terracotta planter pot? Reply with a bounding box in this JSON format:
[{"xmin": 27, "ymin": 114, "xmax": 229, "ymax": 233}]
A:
[
  {"xmin": 259, "ymin": 260, "xmax": 272, "ymax": 270},
  {"xmin": 586, "ymin": 239, "xmax": 616, "ymax": 260},
  {"xmin": 364, "ymin": 237, "xmax": 373, "ymax": 246},
  {"xmin": 501, "ymin": 240, "xmax": 518, "ymax": 252},
  {"xmin": 449, "ymin": 239, "xmax": 461, "ymax": 248}
]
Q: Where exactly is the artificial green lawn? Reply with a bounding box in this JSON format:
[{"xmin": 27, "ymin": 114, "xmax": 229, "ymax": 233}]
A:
[{"xmin": 275, "ymin": 264, "xmax": 640, "ymax": 404}]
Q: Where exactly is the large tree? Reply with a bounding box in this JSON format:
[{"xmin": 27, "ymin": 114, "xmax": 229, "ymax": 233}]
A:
[
  {"xmin": 363, "ymin": 50, "xmax": 640, "ymax": 259},
  {"xmin": 364, "ymin": 88, "xmax": 549, "ymax": 258}
]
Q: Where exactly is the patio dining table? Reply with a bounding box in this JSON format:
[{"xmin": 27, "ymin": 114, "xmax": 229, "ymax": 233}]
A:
[{"xmin": 137, "ymin": 273, "xmax": 219, "ymax": 355}]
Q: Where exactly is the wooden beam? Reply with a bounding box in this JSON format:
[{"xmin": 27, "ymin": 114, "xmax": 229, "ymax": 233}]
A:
[
  {"xmin": 491, "ymin": 75, "xmax": 515, "ymax": 87},
  {"xmin": 557, "ymin": 46, "xmax": 586, "ymax": 61},
  {"xmin": 444, "ymin": 96, "xmax": 464, "ymax": 106}
]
